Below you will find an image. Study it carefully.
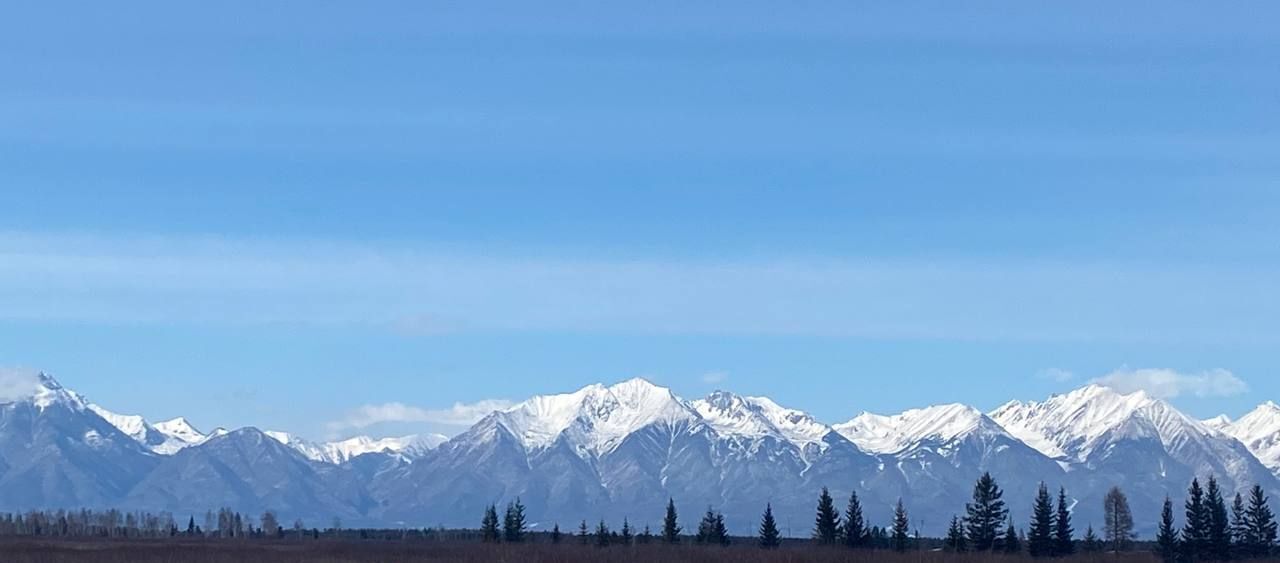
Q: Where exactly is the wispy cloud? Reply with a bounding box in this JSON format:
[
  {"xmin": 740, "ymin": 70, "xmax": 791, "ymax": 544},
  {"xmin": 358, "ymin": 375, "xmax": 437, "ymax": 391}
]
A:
[
  {"xmin": 0, "ymin": 367, "xmax": 42, "ymax": 403},
  {"xmin": 1, "ymin": 230, "xmax": 1278, "ymax": 343},
  {"xmin": 326, "ymin": 399, "xmax": 513, "ymax": 433},
  {"xmin": 1036, "ymin": 367, "xmax": 1076, "ymax": 383},
  {"xmin": 1091, "ymin": 367, "xmax": 1248, "ymax": 399},
  {"xmin": 701, "ymin": 371, "xmax": 729, "ymax": 385}
]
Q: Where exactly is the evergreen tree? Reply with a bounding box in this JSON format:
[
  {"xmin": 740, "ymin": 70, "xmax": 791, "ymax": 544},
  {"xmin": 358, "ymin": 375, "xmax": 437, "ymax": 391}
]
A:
[
  {"xmin": 714, "ymin": 512, "xmax": 729, "ymax": 546},
  {"xmin": 697, "ymin": 507, "xmax": 716, "ymax": 544},
  {"xmin": 1055, "ymin": 487, "xmax": 1075, "ymax": 556},
  {"xmin": 759, "ymin": 503, "xmax": 781, "ymax": 549},
  {"xmin": 595, "ymin": 520, "xmax": 610, "ymax": 547},
  {"xmin": 1184, "ymin": 478, "xmax": 1211, "ymax": 560},
  {"xmin": 843, "ymin": 491, "xmax": 867, "ymax": 548},
  {"xmin": 578, "ymin": 520, "xmax": 590, "ymax": 545},
  {"xmin": 1231, "ymin": 493, "xmax": 1250, "ymax": 559},
  {"xmin": 891, "ymin": 498, "xmax": 910, "ymax": 552},
  {"xmin": 945, "ymin": 515, "xmax": 968, "ymax": 552},
  {"xmin": 1156, "ymin": 496, "xmax": 1179, "ymax": 563},
  {"xmin": 813, "ymin": 487, "xmax": 841, "ymax": 545},
  {"xmin": 662, "ymin": 499, "xmax": 681, "ymax": 544},
  {"xmin": 620, "ymin": 518, "xmax": 633, "ymax": 545},
  {"xmin": 1028, "ymin": 482, "xmax": 1055, "ymax": 557},
  {"xmin": 550, "ymin": 523, "xmax": 562, "ymax": 544},
  {"xmin": 1082, "ymin": 524, "xmax": 1102, "ymax": 553},
  {"xmin": 639, "ymin": 525, "xmax": 653, "ymax": 544},
  {"xmin": 1246, "ymin": 484, "xmax": 1278, "ymax": 558},
  {"xmin": 1002, "ymin": 516, "xmax": 1021, "ymax": 554},
  {"xmin": 1103, "ymin": 486, "xmax": 1134, "ymax": 553},
  {"xmin": 1207, "ymin": 476, "xmax": 1232, "ymax": 560},
  {"xmin": 965, "ymin": 472, "xmax": 1008, "ymax": 551},
  {"xmin": 480, "ymin": 504, "xmax": 500, "ymax": 543},
  {"xmin": 186, "ymin": 516, "xmax": 195, "ymax": 535},
  {"xmin": 502, "ymin": 498, "xmax": 526, "ymax": 542}
]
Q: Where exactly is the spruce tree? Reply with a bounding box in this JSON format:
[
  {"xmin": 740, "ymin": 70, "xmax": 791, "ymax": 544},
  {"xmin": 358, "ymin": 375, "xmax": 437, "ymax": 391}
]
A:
[
  {"xmin": 480, "ymin": 504, "xmax": 500, "ymax": 542},
  {"xmin": 550, "ymin": 523, "xmax": 562, "ymax": 544},
  {"xmin": 1156, "ymin": 496, "xmax": 1179, "ymax": 563},
  {"xmin": 1003, "ymin": 516, "xmax": 1021, "ymax": 554},
  {"xmin": 662, "ymin": 499, "xmax": 681, "ymax": 544},
  {"xmin": 502, "ymin": 498, "xmax": 526, "ymax": 542},
  {"xmin": 1184, "ymin": 478, "xmax": 1210, "ymax": 560},
  {"xmin": 1231, "ymin": 493, "xmax": 1251, "ymax": 559},
  {"xmin": 813, "ymin": 487, "xmax": 841, "ymax": 545},
  {"xmin": 1055, "ymin": 487, "xmax": 1075, "ymax": 556},
  {"xmin": 1028, "ymin": 482, "xmax": 1055, "ymax": 557},
  {"xmin": 1246, "ymin": 484, "xmax": 1278, "ymax": 558},
  {"xmin": 713, "ymin": 511, "xmax": 729, "ymax": 546},
  {"xmin": 639, "ymin": 525, "xmax": 653, "ymax": 544},
  {"xmin": 595, "ymin": 520, "xmax": 610, "ymax": 547},
  {"xmin": 843, "ymin": 491, "xmax": 867, "ymax": 548},
  {"xmin": 578, "ymin": 520, "xmax": 589, "ymax": 545},
  {"xmin": 186, "ymin": 516, "xmax": 195, "ymax": 535},
  {"xmin": 620, "ymin": 518, "xmax": 633, "ymax": 545},
  {"xmin": 965, "ymin": 472, "xmax": 1008, "ymax": 551},
  {"xmin": 1207, "ymin": 476, "xmax": 1232, "ymax": 560},
  {"xmin": 1082, "ymin": 524, "xmax": 1102, "ymax": 553},
  {"xmin": 945, "ymin": 515, "xmax": 968, "ymax": 552},
  {"xmin": 759, "ymin": 503, "xmax": 781, "ymax": 549},
  {"xmin": 696, "ymin": 507, "xmax": 718, "ymax": 544},
  {"xmin": 891, "ymin": 498, "xmax": 910, "ymax": 552}
]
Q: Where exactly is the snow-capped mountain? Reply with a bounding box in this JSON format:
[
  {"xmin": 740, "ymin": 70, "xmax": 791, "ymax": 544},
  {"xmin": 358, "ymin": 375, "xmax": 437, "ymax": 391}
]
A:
[
  {"xmin": 692, "ymin": 390, "xmax": 832, "ymax": 450},
  {"xmin": 836, "ymin": 403, "xmax": 1003, "ymax": 455},
  {"xmin": 990, "ymin": 384, "xmax": 1279, "ymax": 531},
  {"xmin": 265, "ymin": 431, "xmax": 447, "ymax": 464},
  {"xmin": 0, "ymin": 373, "xmax": 157, "ymax": 508},
  {"xmin": 1214, "ymin": 402, "xmax": 1280, "ymax": 475},
  {"xmin": 153, "ymin": 417, "xmax": 211, "ymax": 449},
  {"xmin": 491, "ymin": 377, "xmax": 702, "ymax": 457},
  {"xmin": 88, "ymin": 404, "xmax": 202, "ymax": 455},
  {"xmin": 5, "ymin": 371, "xmax": 1280, "ymax": 536}
]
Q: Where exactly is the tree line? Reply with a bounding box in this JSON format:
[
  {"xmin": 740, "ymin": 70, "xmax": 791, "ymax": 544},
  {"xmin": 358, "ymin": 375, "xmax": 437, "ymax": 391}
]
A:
[{"xmin": 477, "ymin": 472, "xmax": 1279, "ymax": 560}]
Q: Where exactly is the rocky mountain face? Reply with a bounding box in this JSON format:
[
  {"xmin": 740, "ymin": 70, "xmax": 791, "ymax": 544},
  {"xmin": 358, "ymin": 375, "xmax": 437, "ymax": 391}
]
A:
[{"xmin": 3, "ymin": 373, "xmax": 1280, "ymax": 537}]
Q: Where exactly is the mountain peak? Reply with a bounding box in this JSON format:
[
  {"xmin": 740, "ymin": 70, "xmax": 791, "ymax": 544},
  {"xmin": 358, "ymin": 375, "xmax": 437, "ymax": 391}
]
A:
[
  {"xmin": 835, "ymin": 403, "xmax": 992, "ymax": 455},
  {"xmin": 495, "ymin": 378, "xmax": 697, "ymax": 455},
  {"xmin": 691, "ymin": 391, "xmax": 830, "ymax": 448}
]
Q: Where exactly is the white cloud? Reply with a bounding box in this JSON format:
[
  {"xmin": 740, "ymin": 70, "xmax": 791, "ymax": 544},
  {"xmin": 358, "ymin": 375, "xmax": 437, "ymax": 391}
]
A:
[
  {"xmin": 701, "ymin": 371, "xmax": 729, "ymax": 385},
  {"xmin": 1036, "ymin": 368, "xmax": 1076, "ymax": 383},
  {"xmin": 0, "ymin": 368, "xmax": 43, "ymax": 403},
  {"xmin": 1091, "ymin": 367, "xmax": 1248, "ymax": 399},
  {"xmin": 326, "ymin": 398, "xmax": 513, "ymax": 432}
]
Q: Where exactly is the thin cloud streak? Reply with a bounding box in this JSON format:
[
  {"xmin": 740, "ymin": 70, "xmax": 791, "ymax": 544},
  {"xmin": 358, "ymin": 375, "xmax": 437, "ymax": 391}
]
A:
[
  {"xmin": 1, "ymin": 231, "xmax": 1278, "ymax": 343},
  {"xmin": 326, "ymin": 399, "xmax": 514, "ymax": 433},
  {"xmin": 1091, "ymin": 367, "xmax": 1249, "ymax": 399}
]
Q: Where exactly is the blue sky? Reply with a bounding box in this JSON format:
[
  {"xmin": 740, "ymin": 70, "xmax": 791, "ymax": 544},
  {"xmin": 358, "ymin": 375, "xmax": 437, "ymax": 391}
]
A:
[{"xmin": 2, "ymin": 1, "xmax": 1278, "ymax": 440}]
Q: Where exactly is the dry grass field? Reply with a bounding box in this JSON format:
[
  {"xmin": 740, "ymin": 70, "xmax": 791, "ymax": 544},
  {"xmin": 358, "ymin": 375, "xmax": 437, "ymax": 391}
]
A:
[{"xmin": 0, "ymin": 539, "xmax": 1168, "ymax": 563}]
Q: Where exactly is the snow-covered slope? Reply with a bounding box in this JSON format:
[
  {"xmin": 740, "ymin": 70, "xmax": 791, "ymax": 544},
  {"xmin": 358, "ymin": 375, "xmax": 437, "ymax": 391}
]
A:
[
  {"xmin": 990, "ymin": 384, "xmax": 1157, "ymax": 460},
  {"xmin": 835, "ymin": 403, "xmax": 999, "ymax": 455},
  {"xmin": 1217, "ymin": 402, "xmax": 1280, "ymax": 475},
  {"xmin": 692, "ymin": 391, "xmax": 831, "ymax": 449},
  {"xmin": 990, "ymin": 384, "xmax": 1277, "ymax": 499},
  {"xmin": 266, "ymin": 431, "xmax": 447, "ymax": 464},
  {"xmin": 88, "ymin": 405, "xmax": 199, "ymax": 455},
  {"xmin": 153, "ymin": 417, "xmax": 209, "ymax": 449},
  {"xmin": 492, "ymin": 377, "xmax": 700, "ymax": 456}
]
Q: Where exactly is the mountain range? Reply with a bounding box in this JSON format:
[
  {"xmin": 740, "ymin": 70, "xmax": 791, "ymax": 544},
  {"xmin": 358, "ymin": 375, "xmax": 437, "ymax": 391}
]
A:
[{"xmin": 3, "ymin": 372, "xmax": 1280, "ymax": 537}]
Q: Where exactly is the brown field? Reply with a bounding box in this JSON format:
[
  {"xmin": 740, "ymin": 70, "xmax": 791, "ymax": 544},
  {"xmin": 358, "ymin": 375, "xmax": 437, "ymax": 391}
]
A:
[{"xmin": 0, "ymin": 539, "xmax": 1171, "ymax": 563}]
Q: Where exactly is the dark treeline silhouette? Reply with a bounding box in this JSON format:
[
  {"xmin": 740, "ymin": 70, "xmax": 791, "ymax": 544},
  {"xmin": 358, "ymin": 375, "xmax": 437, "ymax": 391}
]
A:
[{"xmin": 4, "ymin": 473, "xmax": 1277, "ymax": 563}]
